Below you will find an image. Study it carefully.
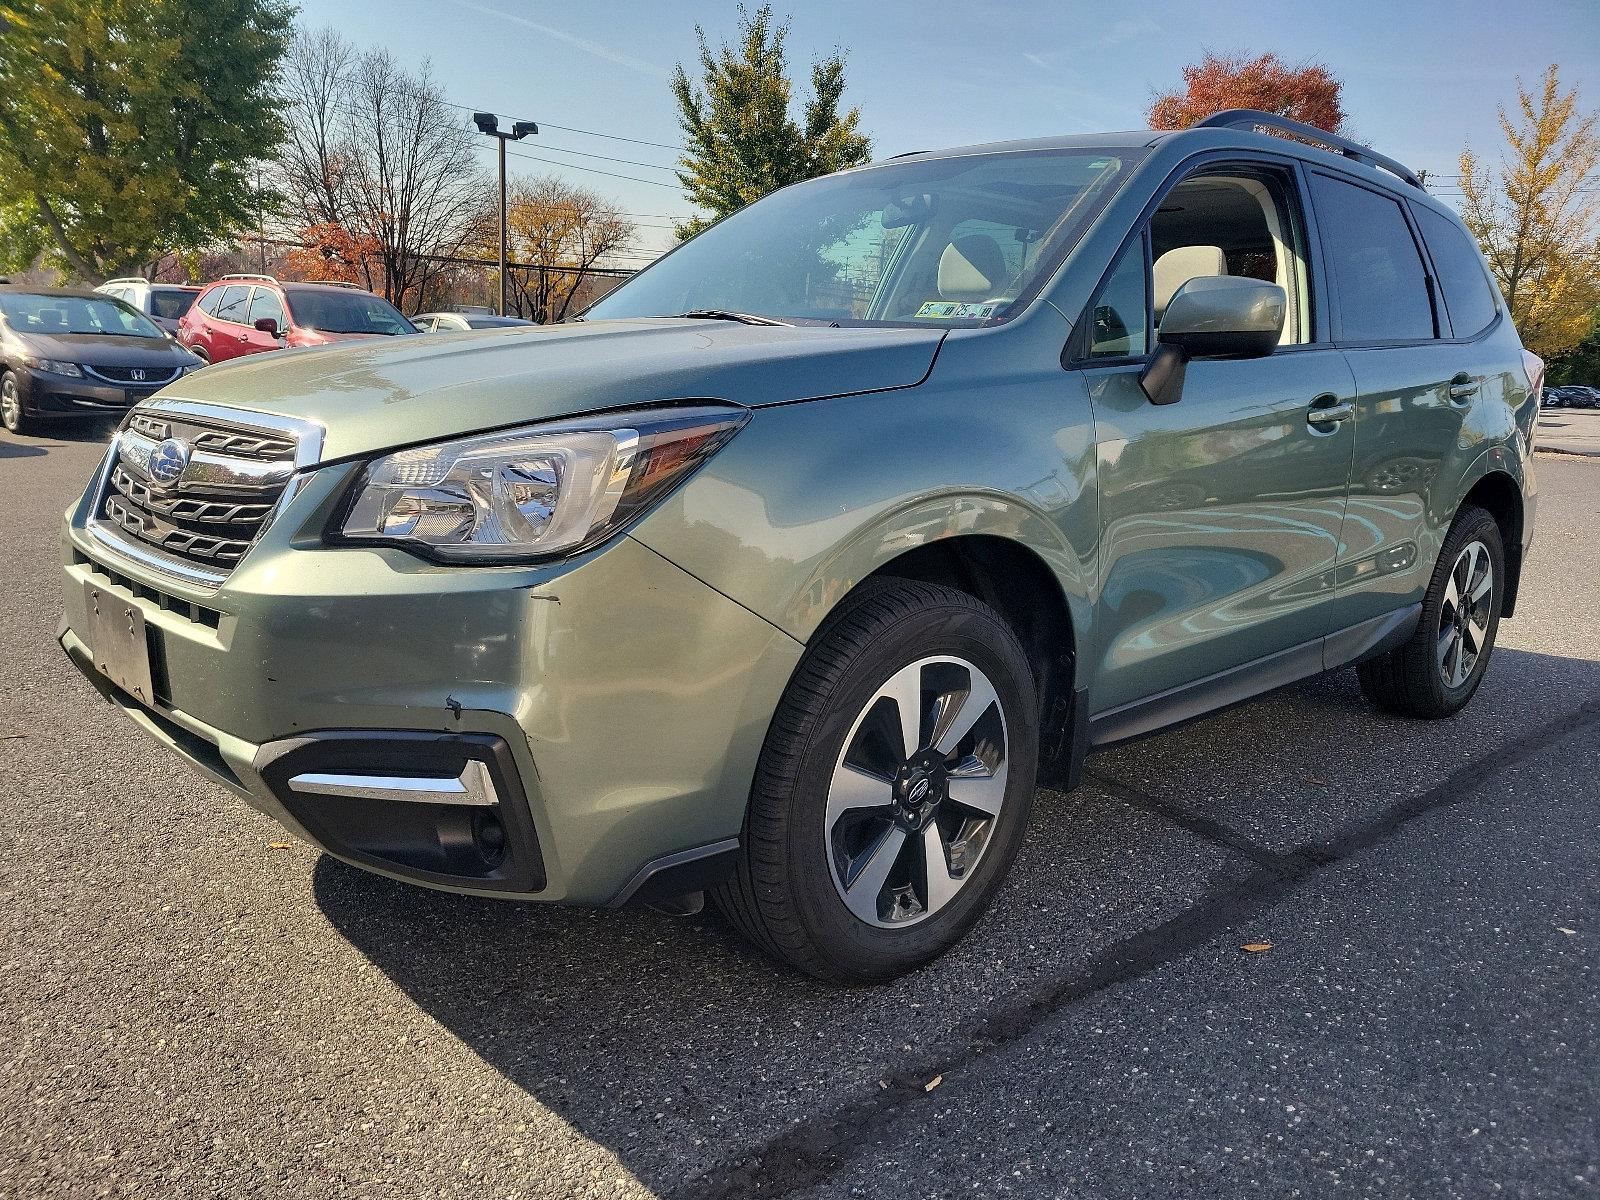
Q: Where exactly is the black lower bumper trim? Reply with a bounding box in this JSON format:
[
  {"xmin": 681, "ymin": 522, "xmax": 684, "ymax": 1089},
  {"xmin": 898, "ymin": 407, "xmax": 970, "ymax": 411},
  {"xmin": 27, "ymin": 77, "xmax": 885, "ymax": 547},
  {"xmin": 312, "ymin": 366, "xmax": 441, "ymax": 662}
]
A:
[
  {"xmin": 608, "ymin": 838, "xmax": 740, "ymax": 908},
  {"xmin": 255, "ymin": 731, "xmax": 546, "ymax": 894}
]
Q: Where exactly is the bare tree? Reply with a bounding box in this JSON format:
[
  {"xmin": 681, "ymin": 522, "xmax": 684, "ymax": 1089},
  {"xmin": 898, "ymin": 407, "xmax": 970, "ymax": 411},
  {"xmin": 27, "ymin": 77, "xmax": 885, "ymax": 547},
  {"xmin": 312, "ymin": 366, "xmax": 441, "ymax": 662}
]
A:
[
  {"xmin": 274, "ymin": 30, "xmax": 488, "ymax": 308},
  {"xmin": 501, "ymin": 175, "xmax": 634, "ymax": 322},
  {"xmin": 276, "ymin": 28, "xmax": 356, "ymax": 233}
]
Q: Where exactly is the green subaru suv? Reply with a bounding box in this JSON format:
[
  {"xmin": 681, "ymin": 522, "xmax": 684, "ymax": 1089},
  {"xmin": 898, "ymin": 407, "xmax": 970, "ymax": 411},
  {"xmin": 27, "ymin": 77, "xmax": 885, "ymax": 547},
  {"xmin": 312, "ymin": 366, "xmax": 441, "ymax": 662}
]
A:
[{"xmin": 59, "ymin": 112, "xmax": 1539, "ymax": 981}]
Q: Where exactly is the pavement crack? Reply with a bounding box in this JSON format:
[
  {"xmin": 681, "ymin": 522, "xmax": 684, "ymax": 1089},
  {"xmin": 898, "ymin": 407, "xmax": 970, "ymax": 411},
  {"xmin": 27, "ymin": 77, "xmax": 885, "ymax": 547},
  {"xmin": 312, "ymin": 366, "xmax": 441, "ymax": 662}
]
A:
[{"xmin": 674, "ymin": 696, "xmax": 1600, "ymax": 1200}]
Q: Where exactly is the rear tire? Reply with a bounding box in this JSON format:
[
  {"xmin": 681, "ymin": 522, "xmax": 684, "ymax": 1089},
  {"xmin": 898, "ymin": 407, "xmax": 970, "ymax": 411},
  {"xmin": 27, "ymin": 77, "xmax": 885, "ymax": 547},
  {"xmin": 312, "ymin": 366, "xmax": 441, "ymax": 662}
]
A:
[
  {"xmin": 713, "ymin": 580, "xmax": 1039, "ymax": 983},
  {"xmin": 1357, "ymin": 504, "xmax": 1504, "ymax": 719},
  {"xmin": 1, "ymin": 370, "xmax": 39, "ymax": 435}
]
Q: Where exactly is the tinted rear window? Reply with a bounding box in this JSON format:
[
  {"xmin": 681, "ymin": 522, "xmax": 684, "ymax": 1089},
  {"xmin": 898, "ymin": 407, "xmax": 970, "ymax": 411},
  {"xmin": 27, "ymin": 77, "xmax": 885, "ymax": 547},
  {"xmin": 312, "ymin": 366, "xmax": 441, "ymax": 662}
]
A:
[
  {"xmin": 1309, "ymin": 173, "xmax": 1435, "ymax": 342},
  {"xmin": 150, "ymin": 288, "xmax": 197, "ymax": 321},
  {"xmin": 284, "ymin": 289, "xmax": 413, "ymax": 335},
  {"xmin": 1411, "ymin": 204, "xmax": 1498, "ymax": 338}
]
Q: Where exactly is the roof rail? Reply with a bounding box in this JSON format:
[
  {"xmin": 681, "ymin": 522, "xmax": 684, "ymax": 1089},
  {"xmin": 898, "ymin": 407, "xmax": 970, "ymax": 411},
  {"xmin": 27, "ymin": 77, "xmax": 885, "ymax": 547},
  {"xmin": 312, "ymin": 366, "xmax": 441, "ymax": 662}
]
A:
[
  {"xmin": 101, "ymin": 276, "xmax": 150, "ymax": 286},
  {"xmin": 302, "ymin": 279, "xmax": 363, "ymax": 289},
  {"xmin": 220, "ymin": 272, "xmax": 278, "ymax": 283},
  {"xmin": 1192, "ymin": 109, "xmax": 1424, "ymax": 190}
]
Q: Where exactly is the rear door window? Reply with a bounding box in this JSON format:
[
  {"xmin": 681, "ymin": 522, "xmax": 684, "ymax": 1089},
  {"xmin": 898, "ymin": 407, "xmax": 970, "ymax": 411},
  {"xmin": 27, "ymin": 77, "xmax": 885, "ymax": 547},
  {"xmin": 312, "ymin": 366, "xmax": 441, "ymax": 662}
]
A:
[
  {"xmin": 212, "ymin": 285, "xmax": 251, "ymax": 324},
  {"xmin": 1411, "ymin": 204, "xmax": 1499, "ymax": 338},
  {"xmin": 1308, "ymin": 173, "xmax": 1435, "ymax": 343}
]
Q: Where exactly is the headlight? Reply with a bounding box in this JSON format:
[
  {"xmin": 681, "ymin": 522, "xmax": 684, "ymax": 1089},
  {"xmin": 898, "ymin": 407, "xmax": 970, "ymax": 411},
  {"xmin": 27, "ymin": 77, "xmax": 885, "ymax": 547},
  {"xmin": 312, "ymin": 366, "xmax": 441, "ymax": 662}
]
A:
[
  {"xmin": 25, "ymin": 357, "xmax": 83, "ymax": 378},
  {"xmin": 335, "ymin": 404, "xmax": 748, "ymax": 562}
]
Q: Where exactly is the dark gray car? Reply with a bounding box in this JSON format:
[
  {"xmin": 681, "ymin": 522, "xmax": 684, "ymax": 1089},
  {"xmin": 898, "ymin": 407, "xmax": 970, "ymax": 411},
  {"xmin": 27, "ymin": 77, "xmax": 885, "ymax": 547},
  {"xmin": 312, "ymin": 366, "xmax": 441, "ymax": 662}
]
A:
[{"xmin": 1, "ymin": 287, "xmax": 201, "ymax": 435}]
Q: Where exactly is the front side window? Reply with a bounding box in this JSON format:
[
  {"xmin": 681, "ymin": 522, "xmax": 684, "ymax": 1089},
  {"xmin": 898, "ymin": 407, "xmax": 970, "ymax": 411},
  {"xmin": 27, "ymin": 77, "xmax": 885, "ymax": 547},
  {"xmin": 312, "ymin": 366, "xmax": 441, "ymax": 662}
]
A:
[
  {"xmin": 1411, "ymin": 204, "xmax": 1499, "ymax": 338},
  {"xmin": 1151, "ymin": 170, "xmax": 1312, "ymax": 345},
  {"xmin": 1087, "ymin": 237, "xmax": 1149, "ymax": 359},
  {"xmin": 247, "ymin": 287, "xmax": 287, "ymax": 328},
  {"xmin": 586, "ymin": 149, "xmax": 1137, "ymax": 327},
  {"xmin": 0, "ymin": 292, "xmax": 163, "ymax": 338},
  {"xmin": 1309, "ymin": 173, "xmax": 1435, "ymax": 343}
]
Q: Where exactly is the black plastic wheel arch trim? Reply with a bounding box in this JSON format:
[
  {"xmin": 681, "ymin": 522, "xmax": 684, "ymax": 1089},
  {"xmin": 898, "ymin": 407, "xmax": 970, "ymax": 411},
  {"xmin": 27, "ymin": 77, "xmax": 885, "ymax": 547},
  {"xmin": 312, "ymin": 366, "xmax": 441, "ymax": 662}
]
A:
[{"xmin": 607, "ymin": 837, "xmax": 741, "ymax": 908}]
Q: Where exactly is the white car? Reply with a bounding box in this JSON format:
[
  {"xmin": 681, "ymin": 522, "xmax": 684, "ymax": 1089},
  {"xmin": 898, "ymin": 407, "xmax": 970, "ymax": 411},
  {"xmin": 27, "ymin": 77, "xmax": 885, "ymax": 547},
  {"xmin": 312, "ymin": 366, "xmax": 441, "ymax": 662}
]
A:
[{"xmin": 95, "ymin": 278, "xmax": 202, "ymax": 336}]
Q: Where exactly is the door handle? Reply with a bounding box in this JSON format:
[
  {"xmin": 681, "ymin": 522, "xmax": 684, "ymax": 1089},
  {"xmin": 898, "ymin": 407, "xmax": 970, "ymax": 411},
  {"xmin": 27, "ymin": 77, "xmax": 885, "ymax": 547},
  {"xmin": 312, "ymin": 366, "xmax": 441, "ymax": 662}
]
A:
[
  {"xmin": 1307, "ymin": 397, "xmax": 1354, "ymax": 428},
  {"xmin": 1449, "ymin": 373, "xmax": 1479, "ymax": 403}
]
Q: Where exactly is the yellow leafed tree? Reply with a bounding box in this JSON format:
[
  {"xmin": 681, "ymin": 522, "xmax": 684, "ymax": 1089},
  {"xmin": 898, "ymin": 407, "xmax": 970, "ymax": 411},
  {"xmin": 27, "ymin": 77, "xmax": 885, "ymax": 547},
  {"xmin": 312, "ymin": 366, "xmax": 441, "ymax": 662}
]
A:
[{"xmin": 1458, "ymin": 65, "xmax": 1600, "ymax": 359}]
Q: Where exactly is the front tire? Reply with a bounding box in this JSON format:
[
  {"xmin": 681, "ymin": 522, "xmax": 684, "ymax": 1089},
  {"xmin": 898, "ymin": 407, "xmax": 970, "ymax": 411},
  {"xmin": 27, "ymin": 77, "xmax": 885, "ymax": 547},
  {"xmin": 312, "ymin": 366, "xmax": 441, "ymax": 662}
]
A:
[
  {"xmin": 1357, "ymin": 504, "xmax": 1504, "ymax": 719},
  {"xmin": 1, "ymin": 370, "xmax": 38, "ymax": 435},
  {"xmin": 713, "ymin": 580, "xmax": 1039, "ymax": 983}
]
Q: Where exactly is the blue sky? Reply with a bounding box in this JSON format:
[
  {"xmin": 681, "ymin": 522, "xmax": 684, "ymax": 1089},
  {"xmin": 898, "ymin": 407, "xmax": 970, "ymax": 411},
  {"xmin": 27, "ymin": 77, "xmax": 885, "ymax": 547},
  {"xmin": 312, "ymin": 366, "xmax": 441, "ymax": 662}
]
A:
[{"xmin": 294, "ymin": 0, "xmax": 1600, "ymax": 262}]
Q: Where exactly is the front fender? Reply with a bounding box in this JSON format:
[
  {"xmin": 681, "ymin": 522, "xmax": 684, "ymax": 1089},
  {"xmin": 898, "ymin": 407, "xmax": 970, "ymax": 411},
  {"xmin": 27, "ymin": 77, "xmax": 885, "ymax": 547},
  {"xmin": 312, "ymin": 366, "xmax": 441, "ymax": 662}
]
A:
[{"xmin": 628, "ymin": 314, "xmax": 1099, "ymax": 645}]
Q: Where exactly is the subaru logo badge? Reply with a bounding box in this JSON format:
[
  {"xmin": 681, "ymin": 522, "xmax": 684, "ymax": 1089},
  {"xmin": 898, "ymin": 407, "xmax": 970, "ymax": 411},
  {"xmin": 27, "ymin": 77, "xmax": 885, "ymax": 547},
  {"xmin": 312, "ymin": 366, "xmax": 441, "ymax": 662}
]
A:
[
  {"xmin": 130, "ymin": 368, "xmax": 147, "ymax": 383},
  {"xmin": 148, "ymin": 437, "xmax": 192, "ymax": 485}
]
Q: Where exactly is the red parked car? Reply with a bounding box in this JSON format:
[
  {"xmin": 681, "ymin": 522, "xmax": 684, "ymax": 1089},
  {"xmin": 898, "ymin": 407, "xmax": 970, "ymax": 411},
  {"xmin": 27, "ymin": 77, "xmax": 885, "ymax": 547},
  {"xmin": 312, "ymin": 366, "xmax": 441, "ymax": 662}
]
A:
[{"xmin": 177, "ymin": 275, "xmax": 417, "ymax": 364}]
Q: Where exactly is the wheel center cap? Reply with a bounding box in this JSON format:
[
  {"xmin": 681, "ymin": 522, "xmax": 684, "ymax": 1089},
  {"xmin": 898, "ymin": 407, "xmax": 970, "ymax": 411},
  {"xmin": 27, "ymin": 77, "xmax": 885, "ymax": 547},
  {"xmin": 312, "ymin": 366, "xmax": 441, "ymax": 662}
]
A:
[{"xmin": 897, "ymin": 757, "xmax": 947, "ymax": 827}]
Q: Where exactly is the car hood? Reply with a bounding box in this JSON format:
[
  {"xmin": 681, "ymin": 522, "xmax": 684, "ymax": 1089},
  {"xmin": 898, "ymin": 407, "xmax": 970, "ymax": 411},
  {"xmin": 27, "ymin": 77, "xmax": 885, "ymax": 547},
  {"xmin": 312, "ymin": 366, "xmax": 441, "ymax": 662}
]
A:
[
  {"xmin": 19, "ymin": 330, "xmax": 189, "ymax": 367},
  {"xmin": 157, "ymin": 318, "xmax": 944, "ymax": 462}
]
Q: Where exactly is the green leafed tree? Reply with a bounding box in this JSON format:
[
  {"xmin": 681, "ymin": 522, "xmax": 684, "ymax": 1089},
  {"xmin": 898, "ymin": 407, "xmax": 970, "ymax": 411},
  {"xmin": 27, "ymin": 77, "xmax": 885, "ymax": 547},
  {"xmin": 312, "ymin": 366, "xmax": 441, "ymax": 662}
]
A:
[
  {"xmin": 671, "ymin": 4, "xmax": 871, "ymax": 240},
  {"xmin": 0, "ymin": 0, "xmax": 293, "ymax": 282}
]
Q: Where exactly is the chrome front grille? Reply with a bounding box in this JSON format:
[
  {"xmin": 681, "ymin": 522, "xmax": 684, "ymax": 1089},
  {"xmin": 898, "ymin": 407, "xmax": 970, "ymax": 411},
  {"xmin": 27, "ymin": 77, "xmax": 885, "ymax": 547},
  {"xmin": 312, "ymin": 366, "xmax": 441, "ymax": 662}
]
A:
[
  {"xmin": 87, "ymin": 400, "xmax": 323, "ymax": 588},
  {"xmin": 85, "ymin": 364, "xmax": 183, "ymax": 386}
]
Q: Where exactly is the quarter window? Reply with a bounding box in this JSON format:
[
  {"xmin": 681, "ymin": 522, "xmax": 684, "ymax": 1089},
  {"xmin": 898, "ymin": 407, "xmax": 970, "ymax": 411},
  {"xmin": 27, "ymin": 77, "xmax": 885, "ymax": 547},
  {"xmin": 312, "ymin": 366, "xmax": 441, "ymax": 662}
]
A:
[
  {"xmin": 1412, "ymin": 204, "xmax": 1499, "ymax": 338},
  {"xmin": 1087, "ymin": 237, "xmax": 1149, "ymax": 359},
  {"xmin": 1309, "ymin": 173, "xmax": 1435, "ymax": 342}
]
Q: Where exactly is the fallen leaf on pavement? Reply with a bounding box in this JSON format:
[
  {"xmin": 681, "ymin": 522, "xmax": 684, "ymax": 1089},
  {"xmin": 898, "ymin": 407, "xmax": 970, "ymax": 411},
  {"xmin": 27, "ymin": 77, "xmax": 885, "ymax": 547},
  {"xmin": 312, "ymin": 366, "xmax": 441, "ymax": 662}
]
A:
[
  {"xmin": 1558, "ymin": 927, "xmax": 1577, "ymax": 936},
  {"xmin": 924, "ymin": 1075, "xmax": 943, "ymax": 1092},
  {"xmin": 1241, "ymin": 942, "xmax": 1273, "ymax": 953}
]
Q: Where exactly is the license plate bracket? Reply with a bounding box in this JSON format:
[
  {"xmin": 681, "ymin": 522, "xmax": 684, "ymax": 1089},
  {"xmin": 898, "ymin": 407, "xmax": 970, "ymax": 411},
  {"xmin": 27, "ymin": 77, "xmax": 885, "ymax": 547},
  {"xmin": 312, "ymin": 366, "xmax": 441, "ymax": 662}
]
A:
[{"xmin": 85, "ymin": 582, "xmax": 155, "ymax": 705}]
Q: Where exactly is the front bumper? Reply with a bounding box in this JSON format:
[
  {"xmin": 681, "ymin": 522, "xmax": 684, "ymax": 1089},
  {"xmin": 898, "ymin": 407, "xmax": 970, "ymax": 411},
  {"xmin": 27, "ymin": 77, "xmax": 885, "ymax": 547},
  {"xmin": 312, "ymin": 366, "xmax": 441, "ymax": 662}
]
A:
[
  {"xmin": 19, "ymin": 367, "xmax": 172, "ymax": 417},
  {"xmin": 59, "ymin": 452, "xmax": 802, "ymax": 904}
]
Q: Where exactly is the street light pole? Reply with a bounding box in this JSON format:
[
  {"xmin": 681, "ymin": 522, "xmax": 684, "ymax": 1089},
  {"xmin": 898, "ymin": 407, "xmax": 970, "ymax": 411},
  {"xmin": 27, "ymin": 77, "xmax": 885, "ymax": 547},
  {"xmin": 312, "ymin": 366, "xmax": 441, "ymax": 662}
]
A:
[
  {"xmin": 472, "ymin": 113, "xmax": 539, "ymax": 317},
  {"xmin": 496, "ymin": 136, "xmax": 508, "ymax": 315}
]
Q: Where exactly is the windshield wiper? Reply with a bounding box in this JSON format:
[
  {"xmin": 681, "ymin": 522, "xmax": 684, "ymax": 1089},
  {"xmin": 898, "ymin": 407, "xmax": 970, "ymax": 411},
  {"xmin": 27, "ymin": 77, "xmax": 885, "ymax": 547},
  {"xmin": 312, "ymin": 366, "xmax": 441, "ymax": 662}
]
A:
[{"xmin": 675, "ymin": 309, "xmax": 792, "ymax": 327}]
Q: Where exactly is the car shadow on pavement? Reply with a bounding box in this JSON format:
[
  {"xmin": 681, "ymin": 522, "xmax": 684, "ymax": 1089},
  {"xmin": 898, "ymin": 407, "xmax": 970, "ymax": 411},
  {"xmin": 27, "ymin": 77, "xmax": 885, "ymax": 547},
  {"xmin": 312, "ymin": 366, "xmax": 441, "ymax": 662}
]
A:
[
  {"xmin": 311, "ymin": 646, "xmax": 1600, "ymax": 1197},
  {"xmin": 0, "ymin": 422, "xmax": 114, "ymax": 458}
]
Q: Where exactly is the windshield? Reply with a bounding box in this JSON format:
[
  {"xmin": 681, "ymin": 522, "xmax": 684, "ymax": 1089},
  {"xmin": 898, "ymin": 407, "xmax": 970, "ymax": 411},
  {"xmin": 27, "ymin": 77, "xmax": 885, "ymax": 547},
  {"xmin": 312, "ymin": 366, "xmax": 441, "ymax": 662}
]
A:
[
  {"xmin": 150, "ymin": 288, "xmax": 198, "ymax": 321},
  {"xmin": 586, "ymin": 149, "xmax": 1134, "ymax": 328},
  {"xmin": 285, "ymin": 289, "xmax": 415, "ymax": 335},
  {"xmin": 0, "ymin": 292, "xmax": 165, "ymax": 339}
]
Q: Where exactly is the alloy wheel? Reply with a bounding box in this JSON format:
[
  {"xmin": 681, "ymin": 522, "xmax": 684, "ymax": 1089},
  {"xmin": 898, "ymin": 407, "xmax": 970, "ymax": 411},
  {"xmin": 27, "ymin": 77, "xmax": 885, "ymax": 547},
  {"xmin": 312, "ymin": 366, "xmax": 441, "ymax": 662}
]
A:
[
  {"xmin": 825, "ymin": 655, "xmax": 1008, "ymax": 928},
  {"xmin": 1438, "ymin": 539, "xmax": 1494, "ymax": 689},
  {"xmin": 1, "ymin": 377, "xmax": 18, "ymax": 430}
]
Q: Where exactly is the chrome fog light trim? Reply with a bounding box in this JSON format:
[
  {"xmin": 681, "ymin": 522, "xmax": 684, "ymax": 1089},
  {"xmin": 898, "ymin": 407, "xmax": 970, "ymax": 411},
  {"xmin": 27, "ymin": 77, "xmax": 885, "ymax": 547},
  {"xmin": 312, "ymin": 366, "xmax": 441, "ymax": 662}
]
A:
[{"xmin": 286, "ymin": 759, "xmax": 498, "ymax": 806}]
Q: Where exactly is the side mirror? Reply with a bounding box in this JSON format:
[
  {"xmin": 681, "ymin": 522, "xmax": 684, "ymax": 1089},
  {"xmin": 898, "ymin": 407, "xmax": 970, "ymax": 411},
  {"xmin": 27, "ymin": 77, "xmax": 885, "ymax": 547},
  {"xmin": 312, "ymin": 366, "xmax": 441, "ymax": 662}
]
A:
[
  {"xmin": 254, "ymin": 317, "xmax": 282, "ymax": 338},
  {"xmin": 1140, "ymin": 276, "xmax": 1286, "ymax": 406}
]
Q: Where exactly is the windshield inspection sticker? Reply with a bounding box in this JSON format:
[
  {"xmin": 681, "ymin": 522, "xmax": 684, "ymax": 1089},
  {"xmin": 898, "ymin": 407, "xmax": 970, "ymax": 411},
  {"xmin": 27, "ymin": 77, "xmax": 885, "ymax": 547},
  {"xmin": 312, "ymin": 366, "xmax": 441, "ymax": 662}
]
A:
[{"xmin": 915, "ymin": 300, "xmax": 1002, "ymax": 320}]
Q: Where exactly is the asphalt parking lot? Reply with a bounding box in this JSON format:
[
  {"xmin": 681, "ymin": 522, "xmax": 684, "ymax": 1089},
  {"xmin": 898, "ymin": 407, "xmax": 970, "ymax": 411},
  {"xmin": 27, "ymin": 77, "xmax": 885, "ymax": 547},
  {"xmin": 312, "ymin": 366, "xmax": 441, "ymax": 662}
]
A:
[
  {"xmin": 1540, "ymin": 405, "xmax": 1600, "ymax": 457},
  {"xmin": 2, "ymin": 422, "xmax": 1597, "ymax": 1199}
]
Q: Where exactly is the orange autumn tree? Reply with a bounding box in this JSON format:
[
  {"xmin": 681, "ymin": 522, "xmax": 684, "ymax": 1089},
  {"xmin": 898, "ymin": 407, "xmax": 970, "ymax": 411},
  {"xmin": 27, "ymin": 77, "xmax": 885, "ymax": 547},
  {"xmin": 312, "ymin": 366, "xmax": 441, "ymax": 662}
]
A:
[
  {"xmin": 1149, "ymin": 52, "xmax": 1345, "ymax": 133},
  {"xmin": 284, "ymin": 221, "xmax": 381, "ymax": 286}
]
